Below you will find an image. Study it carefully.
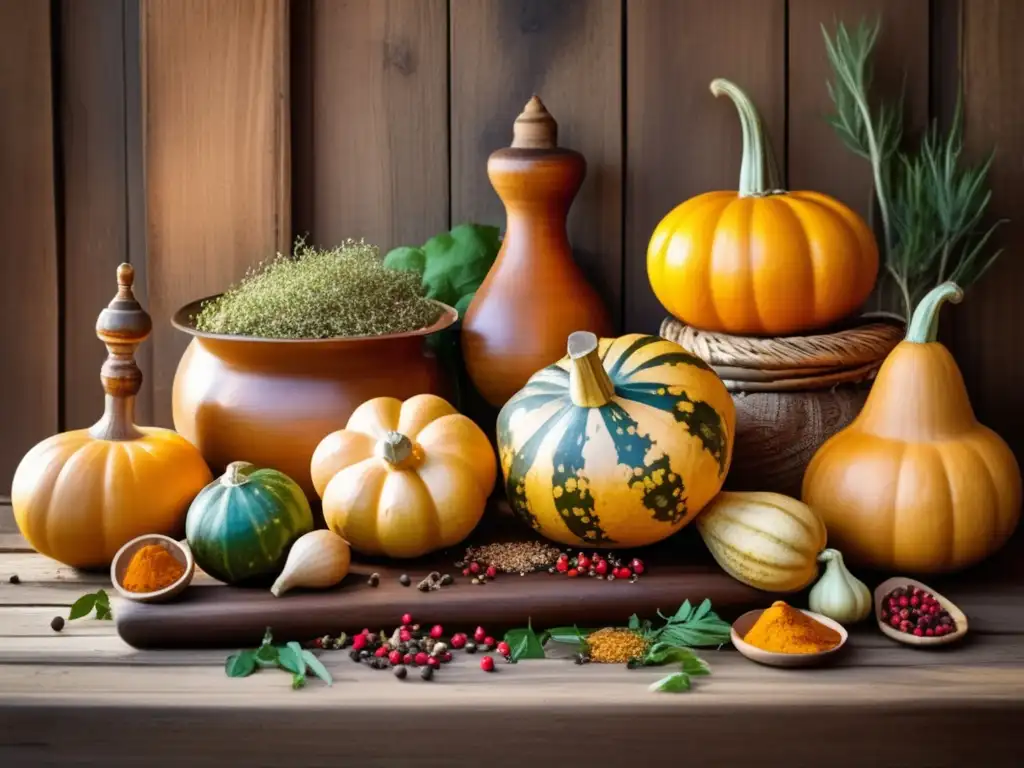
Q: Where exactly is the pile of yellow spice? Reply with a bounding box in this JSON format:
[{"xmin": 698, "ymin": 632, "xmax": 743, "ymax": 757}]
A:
[{"xmin": 742, "ymin": 601, "xmax": 841, "ymax": 654}]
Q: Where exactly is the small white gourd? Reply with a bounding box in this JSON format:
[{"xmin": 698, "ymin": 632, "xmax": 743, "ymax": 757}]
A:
[
  {"xmin": 808, "ymin": 548, "xmax": 871, "ymax": 625},
  {"xmin": 270, "ymin": 529, "xmax": 351, "ymax": 597}
]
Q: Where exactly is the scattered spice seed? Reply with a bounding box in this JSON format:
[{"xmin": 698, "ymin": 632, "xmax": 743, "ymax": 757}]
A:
[
  {"xmin": 471, "ymin": 578, "xmax": 480, "ymax": 585},
  {"xmin": 440, "ymin": 574, "xmax": 453, "ymax": 586},
  {"xmin": 462, "ymin": 541, "xmax": 563, "ymax": 574},
  {"xmin": 496, "ymin": 641, "xmax": 511, "ymax": 657},
  {"xmin": 420, "ymin": 665, "xmax": 434, "ymax": 681},
  {"xmin": 367, "ymin": 573, "xmax": 380, "ymax": 587},
  {"xmin": 474, "ymin": 626, "xmax": 487, "ymax": 643},
  {"xmin": 401, "ymin": 613, "xmax": 413, "ymax": 625},
  {"xmin": 586, "ymin": 628, "xmax": 649, "ymax": 664},
  {"xmin": 480, "ymin": 656, "xmax": 495, "ymax": 672},
  {"xmin": 8, "ymin": 574, "xmax": 19, "ymax": 584},
  {"xmin": 464, "ymin": 641, "xmax": 477, "ymax": 654},
  {"xmin": 399, "ymin": 574, "xmax": 411, "ymax": 586},
  {"xmin": 50, "ymin": 616, "xmax": 65, "ymax": 632},
  {"xmin": 394, "ymin": 665, "xmax": 408, "ymax": 680}
]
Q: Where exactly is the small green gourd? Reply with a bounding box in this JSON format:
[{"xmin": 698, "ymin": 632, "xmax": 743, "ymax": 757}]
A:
[{"xmin": 808, "ymin": 548, "xmax": 871, "ymax": 625}]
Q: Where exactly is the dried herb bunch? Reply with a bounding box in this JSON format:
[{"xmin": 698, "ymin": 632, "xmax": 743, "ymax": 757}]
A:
[
  {"xmin": 194, "ymin": 238, "xmax": 443, "ymax": 339},
  {"xmin": 823, "ymin": 19, "xmax": 1008, "ymax": 322}
]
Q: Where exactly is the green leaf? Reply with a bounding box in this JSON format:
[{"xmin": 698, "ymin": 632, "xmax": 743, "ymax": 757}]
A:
[
  {"xmin": 628, "ymin": 614, "xmax": 640, "ymax": 630},
  {"xmin": 255, "ymin": 643, "xmax": 280, "ymax": 668},
  {"xmin": 225, "ymin": 651, "xmax": 258, "ymax": 678},
  {"xmin": 643, "ymin": 643, "xmax": 698, "ymax": 667},
  {"xmin": 278, "ymin": 644, "xmax": 305, "ymax": 676},
  {"xmin": 292, "ymin": 672, "xmax": 307, "ymax": 690},
  {"xmin": 649, "ymin": 672, "xmax": 692, "ymax": 693},
  {"xmin": 673, "ymin": 600, "xmax": 694, "ymax": 623},
  {"xmin": 382, "ymin": 246, "xmax": 427, "ymax": 276},
  {"xmin": 301, "ymin": 649, "xmax": 334, "ymax": 687},
  {"xmin": 546, "ymin": 626, "xmax": 596, "ymax": 644},
  {"xmin": 682, "ymin": 655, "xmax": 712, "ymax": 677},
  {"xmin": 68, "ymin": 592, "xmax": 98, "ymax": 621},
  {"xmin": 505, "ymin": 618, "xmax": 547, "ymax": 661},
  {"xmin": 453, "ymin": 291, "xmax": 475, "ymax": 319},
  {"xmin": 419, "ymin": 223, "xmax": 501, "ymax": 305}
]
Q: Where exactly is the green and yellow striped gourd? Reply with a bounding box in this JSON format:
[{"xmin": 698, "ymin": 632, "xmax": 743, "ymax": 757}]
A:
[
  {"xmin": 185, "ymin": 461, "xmax": 314, "ymax": 585},
  {"xmin": 496, "ymin": 332, "xmax": 735, "ymax": 548}
]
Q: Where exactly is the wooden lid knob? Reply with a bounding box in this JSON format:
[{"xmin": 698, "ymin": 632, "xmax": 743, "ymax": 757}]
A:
[
  {"xmin": 95, "ymin": 263, "xmax": 151, "ymax": 398},
  {"xmin": 511, "ymin": 95, "xmax": 558, "ymax": 149}
]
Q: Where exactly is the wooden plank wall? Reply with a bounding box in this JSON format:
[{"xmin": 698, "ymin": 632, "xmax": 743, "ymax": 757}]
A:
[{"xmin": 1, "ymin": 0, "xmax": 1024, "ymax": 495}]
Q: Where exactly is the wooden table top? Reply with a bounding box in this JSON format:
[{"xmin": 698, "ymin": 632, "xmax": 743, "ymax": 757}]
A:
[{"xmin": 2, "ymin": 502, "xmax": 1023, "ymax": 767}]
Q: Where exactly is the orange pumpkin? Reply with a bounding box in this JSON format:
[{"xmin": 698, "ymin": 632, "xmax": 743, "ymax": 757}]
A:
[
  {"xmin": 646, "ymin": 78, "xmax": 879, "ymax": 336},
  {"xmin": 802, "ymin": 282, "xmax": 1022, "ymax": 573},
  {"xmin": 12, "ymin": 266, "xmax": 212, "ymax": 569}
]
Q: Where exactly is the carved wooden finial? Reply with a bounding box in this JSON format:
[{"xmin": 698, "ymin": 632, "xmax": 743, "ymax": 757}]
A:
[
  {"xmin": 95, "ymin": 262, "xmax": 151, "ymax": 400},
  {"xmin": 511, "ymin": 95, "xmax": 558, "ymax": 149}
]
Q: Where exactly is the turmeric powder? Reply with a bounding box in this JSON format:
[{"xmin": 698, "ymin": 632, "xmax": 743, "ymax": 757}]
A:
[
  {"xmin": 122, "ymin": 544, "xmax": 185, "ymax": 593},
  {"xmin": 743, "ymin": 601, "xmax": 841, "ymax": 654}
]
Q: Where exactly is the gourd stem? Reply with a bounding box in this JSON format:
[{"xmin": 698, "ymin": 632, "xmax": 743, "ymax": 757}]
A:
[
  {"xmin": 378, "ymin": 432, "xmax": 414, "ymax": 467},
  {"xmin": 222, "ymin": 461, "xmax": 255, "ymax": 486},
  {"xmin": 567, "ymin": 331, "xmax": 615, "ymax": 408},
  {"xmin": 905, "ymin": 282, "xmax": 964, "ymax": 343},
  {"xmin": 817, "ymin": 548, "xmax": 840, "ymax": 565},
  {"xmin": 710, "ymin": 78, "xmax": 783, "ymax": 196}
]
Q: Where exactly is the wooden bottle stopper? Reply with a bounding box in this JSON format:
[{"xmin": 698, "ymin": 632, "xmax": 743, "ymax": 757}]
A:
[
  {"xmin": 95, "ymin": 263, "xmax": 152, "ymax": 401},
  {"xmin": 510, "ymin": 95, "xmax": 558, "ymax": 149}
]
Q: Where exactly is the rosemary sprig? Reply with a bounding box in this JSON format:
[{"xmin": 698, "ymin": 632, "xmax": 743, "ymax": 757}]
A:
[{"xmin": 822, "ymin": 18, "xmax": 1007, "ymax": 321}]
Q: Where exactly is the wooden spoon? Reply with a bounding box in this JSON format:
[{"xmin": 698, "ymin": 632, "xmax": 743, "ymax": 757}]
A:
[{"xmin": 874, "ymin": 576, "xmax": 968, "ymax": 647}]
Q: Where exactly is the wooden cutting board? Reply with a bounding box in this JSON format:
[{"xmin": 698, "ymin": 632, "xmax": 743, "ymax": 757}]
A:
[{"xmin": 116, "ymin": 507, "xmax": 782, "ymax": 649}]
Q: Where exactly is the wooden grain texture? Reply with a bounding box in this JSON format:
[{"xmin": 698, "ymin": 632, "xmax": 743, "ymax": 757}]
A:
[
  {"xmin": 5, "ymin": 547, "xmax": 1024, "ymax": 766},
  {"xmin": 788, "ymin": 0, "xmax": 931, "ymax": 315},
  {"xmin": 0, "ymin": 0, "xmax": 59, "ymax": 494},
  {"xmin": 450, "ymin": 0, "xmax": 623, "ymax": 327},
  {"xmin": 952, "ymin": 0, "xmax": 1024, "ymax": 458},
  {"xmin": 142, "ymin": 0, "xmax": 290, "ymax": 426},
  {"xmin": 60, "ymin": 0, "xmax": 131, "ymax": 431},
  {"xmin": 624, "ymin": 0, "xmax": 786, "ymax": 334},
  {"xmin": 297, "ymin": 0, "xmax": 448, "ymax": 253}
]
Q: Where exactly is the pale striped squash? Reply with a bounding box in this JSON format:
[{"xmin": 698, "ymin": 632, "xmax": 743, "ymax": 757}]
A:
[
  {"xmin": 695, "ymin": 491, "xmax": 827, "ymax": 592},
  {"xmin": 496, "ymin": 332, "xmax": 735, "ymax": 548}
]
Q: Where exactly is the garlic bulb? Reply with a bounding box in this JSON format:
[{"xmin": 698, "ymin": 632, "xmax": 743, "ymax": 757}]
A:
[
  {"xmin": 271, "ymin": 530, "xmax": 351, "ymax": 597},
  {"xmin": 808, "ymin": 548, "xmax": 871, "ymax": 625}
]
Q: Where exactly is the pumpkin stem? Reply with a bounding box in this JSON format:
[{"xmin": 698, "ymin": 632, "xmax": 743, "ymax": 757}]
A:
[
  {"xmin": 222, "ymin": 461, "xmax": 256, "ymax": 486},
  {"xmin": 709, "ymin": 78, "xmax": 784, "ymax": 196},
  {"xmin": 905, "ymin": 282, "xmax": 964, "ymax": 344},
  {"xmin": 378, "ymin": 432, "xmax": 416, "ymax": 468},
  {"xmin": 567, "ymin": 331, "xmax": 615, "ymax": 408}
]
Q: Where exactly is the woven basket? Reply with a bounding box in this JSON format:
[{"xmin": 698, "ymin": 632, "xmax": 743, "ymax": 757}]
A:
[{"xmin": 660, "ymin": 316, "xmax": 904, "ymax": 497}]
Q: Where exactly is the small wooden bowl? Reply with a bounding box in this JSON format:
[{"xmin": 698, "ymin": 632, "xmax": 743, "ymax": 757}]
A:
[
  {"xmin": 731, "ymin": 608, "xmax": 849, "ymax": 668},
  {"xmin": 111, "ymin": 534, "xmax": 195, "ymax": 604},
  {"xmin": 874, "ymin": 577, "xmax": 968, "ymax": 647}
]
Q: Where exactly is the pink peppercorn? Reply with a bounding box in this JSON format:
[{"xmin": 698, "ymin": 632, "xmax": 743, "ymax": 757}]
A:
[
  {"xmin": 374, "ymin": 646, "xmax": 388, "ymax": 658},
  {"xmin": 480, "ymin": 656, "xmax": 495, "ymax": 672},
  {"xmin": 388, "ymin": 650, "xmax": 402, "ymax": 666},
  {"xmin": 430, "ymin": 624, "xmax": 444, "ymax": 639},
  {"xmin": 414, "ymin": 652, "xmax": 429, "ymax": 666},
  {"xmin": 401, "ymin": 613, "xmax": 413, "ymax": 625}
]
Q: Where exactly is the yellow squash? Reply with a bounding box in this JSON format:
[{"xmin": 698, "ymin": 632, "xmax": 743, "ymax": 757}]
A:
[
  {"xmin": 12, "ymin": 265, "xmax": 212, "ymax": 570},
  {"xmin": 696, "ymin": 491, "xmax": 827, "ymax": 592},
  {"xmin": 802, "ymin": 282, "xmax": 1021, "ymax": 573},
  {"xmin": 497, "ymin": 331, "xmax": 735, "ymax": 548},
  {"xmin": 311, "ymin": 394, "xmax": 496, "ymax": 558}
]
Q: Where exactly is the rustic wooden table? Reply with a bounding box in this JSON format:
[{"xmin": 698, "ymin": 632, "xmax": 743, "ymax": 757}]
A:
[{"xmin": 2, "ymin": 502, "xmax": 1022, "ymax": 767}]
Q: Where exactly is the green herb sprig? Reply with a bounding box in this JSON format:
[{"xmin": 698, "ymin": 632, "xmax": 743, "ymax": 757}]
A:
[
  {"xmin": 226, "ymin": 628, "xmax": 332, "ymax": 689},
  {"xmin": 69, "ymin": 589, "xmax": 112, "ymax": 621},
  {"xmin": 823, "ymin": 18, "xmax": 1007, "ymax": 321},
  {"xmin": 636, "ymin": 598, "xmax": 731, "ymax": 649},
  {"xmin": 504, "ymin": 618, "xmax": 549, "ymax": 662}
]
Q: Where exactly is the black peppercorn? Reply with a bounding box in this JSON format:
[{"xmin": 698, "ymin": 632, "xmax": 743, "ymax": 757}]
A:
[
  {"xmin": 420, "ymin": 665, "xmax": 434, "ymax": 681},
  {"xmin": 417, "ymin": 581, "xmax": 430, "ymax": 592},
  {"xmin": 349, "ymin": 650, "xmax": 361, "ymax": 662},
  {"xmin": 399, "ymin": 574, "xmax": 411, "ymax": 586},
  {"xmin": 50, "ymin": 616, "xmax": 64, "ymax": 632},
  {"xmin": 8, "ymin": 574, "xmax": 19, "ymax": 584},
  {"xmin": 367, "ymin": 573, "xmax": 380, "ymax": 587},
  {"xmin": 394, "ymin": 665, "xmax": 408, "ymax": 680},
  {"xmin": 454, "ymin": 560, "xmax": 465, "ymax": 568},
  {"xmin": 464, "ymin": 641, "xmax": 477, "ymax": 654},
  {"xmin": 359, "ymin": 649, "xmax": 370, "ymax": 659},
  {"xmin": 440, "ymin": 573, "xmax": 453, "ymax": 586}
]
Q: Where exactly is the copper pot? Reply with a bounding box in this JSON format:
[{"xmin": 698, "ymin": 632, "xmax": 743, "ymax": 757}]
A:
[{"xmin": 171, "ymin": 297, "xmax": 457, "ymax": 500}]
